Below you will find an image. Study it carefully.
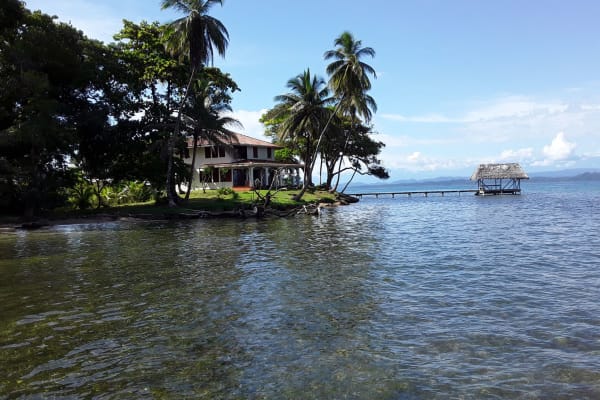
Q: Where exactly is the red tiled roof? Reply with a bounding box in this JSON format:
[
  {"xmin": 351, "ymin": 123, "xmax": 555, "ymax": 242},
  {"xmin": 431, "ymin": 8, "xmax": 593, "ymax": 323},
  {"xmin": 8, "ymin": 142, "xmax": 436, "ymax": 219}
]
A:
[{"xmin": 187, "ymin": 132, "xmax": 281, "ymax": 148}]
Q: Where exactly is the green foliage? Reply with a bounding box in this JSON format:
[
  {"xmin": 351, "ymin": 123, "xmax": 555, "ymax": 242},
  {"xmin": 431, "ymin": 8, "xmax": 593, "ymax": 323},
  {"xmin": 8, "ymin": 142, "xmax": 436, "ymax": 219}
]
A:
[
  {"xmin": 216, "ymin": 187, "xmax": 238, "ymax": 200},
  {"xmin": 272, "ymin": 69, "xmax": 334, "ymax": 188},
  {"xmin": 274, "ymin": 148, "xmax": 298, "ymax": 163},
  {"xmin": 0, "ymin": 5, "xmax": 92, "ymax": 215},
  {"xmin": 68, "ymin": 179, "xmax": 95, "ymax": 210},
  {"xmin": 324, "ymin": 31, "xmax": 378, "ymax": 122},
  {"xmin": 101, "ymin": 181, "xmax": 153, "ymax": 206},
  {"xmin": 64, "ymin": 175, "xmax": 154, "ymax": 210}
]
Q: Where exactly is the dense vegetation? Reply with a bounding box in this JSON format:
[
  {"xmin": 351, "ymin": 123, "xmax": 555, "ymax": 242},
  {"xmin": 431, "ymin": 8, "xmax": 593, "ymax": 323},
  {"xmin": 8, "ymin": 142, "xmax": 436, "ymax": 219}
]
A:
[{"xmin": 0, "ymin": 0, "xmax": 388, "ymax": 218}]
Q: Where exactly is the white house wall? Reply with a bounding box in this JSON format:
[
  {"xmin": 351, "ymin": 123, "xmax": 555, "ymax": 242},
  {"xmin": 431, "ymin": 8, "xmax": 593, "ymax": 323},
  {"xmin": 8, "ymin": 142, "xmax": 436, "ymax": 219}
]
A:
[{"xmin": 182, "ymin": 145, "xmax": 278, "ymax": 190}]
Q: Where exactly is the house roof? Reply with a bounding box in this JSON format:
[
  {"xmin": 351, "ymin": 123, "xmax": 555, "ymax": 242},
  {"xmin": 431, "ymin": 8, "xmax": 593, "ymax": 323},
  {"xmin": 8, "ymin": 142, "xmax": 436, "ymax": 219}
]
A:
[
  {"xmin": 470, "ymin": 163, "xmax": 529, "ymax": 180},
  {"xmin": 188, "ymin": 132, "xmax": 281, "ymax": 149}
]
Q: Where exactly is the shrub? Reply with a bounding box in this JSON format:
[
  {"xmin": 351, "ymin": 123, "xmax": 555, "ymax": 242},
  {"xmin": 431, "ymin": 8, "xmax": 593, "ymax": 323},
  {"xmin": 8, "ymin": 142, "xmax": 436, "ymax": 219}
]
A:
[
  {"xmin": 68, "ymin": 179, "xmax": 94, "ymax": 210},
  {"xmin": 216, "ymin": 187, "xmax": 238, "ymax": 199}
]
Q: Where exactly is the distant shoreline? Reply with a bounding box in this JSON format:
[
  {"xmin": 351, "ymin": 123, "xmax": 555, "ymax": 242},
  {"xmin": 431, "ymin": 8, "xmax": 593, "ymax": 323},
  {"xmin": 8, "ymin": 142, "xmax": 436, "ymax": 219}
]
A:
[{"xmin": 351, "ymin": 171, "xmax": 600, "ymax": 188}]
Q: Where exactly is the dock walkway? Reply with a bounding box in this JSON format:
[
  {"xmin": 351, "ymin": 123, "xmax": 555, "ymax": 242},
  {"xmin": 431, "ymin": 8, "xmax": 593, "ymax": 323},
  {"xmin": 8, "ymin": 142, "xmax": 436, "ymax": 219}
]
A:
[{"xmin": 347, "ymin": 189, "xmax": 478, "ymax": 198}]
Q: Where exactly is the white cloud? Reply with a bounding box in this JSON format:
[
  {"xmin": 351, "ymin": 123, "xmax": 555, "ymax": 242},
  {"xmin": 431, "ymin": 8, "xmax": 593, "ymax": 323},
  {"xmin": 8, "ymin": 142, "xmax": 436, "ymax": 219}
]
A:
[
  {"xmin": 530, "ymin": 132, "xmax": 578, "ymax": 167},
  {"xmin": 542, "ymin": 132, "xmax": 576, "ymax": 161},
  {"xmin": 378, "ymin": 93, "xmax": 600, "ymax": 175},
  {"xmin": 225, "ymin": 109, "xmax": 269, "ymax": 139},
  {"xmin": 380, "ymin": 113, "xmax": 455, "ymax": 123},
  {"xmin": 376, "ymin": 133, "xmax": 457, "ymax": 147},
  {"xmin": 499, "ymin": 148, "xmax": 534, "ymax": 162},
  {"xmin": 25, "ymin": 0, "xmax": 176, "ymax": 43},
  {"xmin": 381, "ymin": 96, "xmax": 569, "ymax": 125},
  {"xmin": 26, "ymin": 0, "xmax": 123, "ymax": 42},
  {"xmin": 463, "ymin": 97, "xmax": 568, "ymax": 122},
  {"xmin": 382, "ymin": 149, "xmax": 471, "ymax": 173},
  {"xmin": 580, "ymin": 104, "xmax": 600, "ymax": 111}
]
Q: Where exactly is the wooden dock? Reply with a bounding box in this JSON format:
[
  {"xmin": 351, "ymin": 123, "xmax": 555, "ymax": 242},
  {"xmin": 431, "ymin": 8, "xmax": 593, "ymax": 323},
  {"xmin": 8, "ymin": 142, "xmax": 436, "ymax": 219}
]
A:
[{"xmin": 347, "ymin": 189, "xmax": 478, "ymax": 198}]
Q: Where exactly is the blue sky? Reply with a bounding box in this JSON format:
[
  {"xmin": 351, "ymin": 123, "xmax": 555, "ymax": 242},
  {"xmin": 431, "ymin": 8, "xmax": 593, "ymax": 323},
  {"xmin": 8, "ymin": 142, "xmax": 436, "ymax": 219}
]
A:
[{"xmin": 25, "ymin": 0, "xmax": 600, "ymax": 181}]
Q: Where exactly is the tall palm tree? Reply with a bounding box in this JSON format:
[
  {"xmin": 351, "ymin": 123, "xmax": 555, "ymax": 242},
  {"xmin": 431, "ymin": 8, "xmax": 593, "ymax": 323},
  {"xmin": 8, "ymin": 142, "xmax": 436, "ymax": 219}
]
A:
[
  {"xmin": 161, "ymin": 0, "xmax": 229, "ymax": 206},
  {"xmin": 274, "ymin": 69, "xmax": 333, "ymax": 199},
  {"xmin": 321, "ymin": 31, "xmax": 377, "ymax": 192},
  {"xmin": 324, "ymin": 31, "xmax": 377, "ymax": 122},
  {"xmin": 182, "ymin": 78, "xmax": 241, "ymax": 200}
]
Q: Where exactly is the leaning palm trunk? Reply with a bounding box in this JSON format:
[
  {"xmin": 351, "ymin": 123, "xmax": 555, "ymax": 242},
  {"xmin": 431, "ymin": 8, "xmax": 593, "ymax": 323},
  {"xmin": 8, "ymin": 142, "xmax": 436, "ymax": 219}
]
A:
[
  {"xmin": 184, "ymin": 130, "xmax": 199, "ymax": 201},
  {"xmin": 292, "ymin": 140, "xmax": 313, "ymax": 201},
  {"xmin": 331, "ymin": 124, "xmax": 353, "ymax": 192},
  {"xmin": 166, "ymin": 65, "xmax": 197, "ymax": 207},
  {"xmin": 340, "ymin": 167, "xmax": 358, "ymax": 193},
  {"xmin": 293, "ymin": 100, "xmax": 343, "ymax": 201},
  {"xmin": 331, "ymin": 157, "xmax": 344, "ymax": 192}
]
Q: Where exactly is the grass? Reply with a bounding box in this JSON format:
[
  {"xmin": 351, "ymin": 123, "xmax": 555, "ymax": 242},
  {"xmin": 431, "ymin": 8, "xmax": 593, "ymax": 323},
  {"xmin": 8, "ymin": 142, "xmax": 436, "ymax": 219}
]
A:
[{"xmin": 1, "ymin": 189, "xmax": 339, "ymax": 224}]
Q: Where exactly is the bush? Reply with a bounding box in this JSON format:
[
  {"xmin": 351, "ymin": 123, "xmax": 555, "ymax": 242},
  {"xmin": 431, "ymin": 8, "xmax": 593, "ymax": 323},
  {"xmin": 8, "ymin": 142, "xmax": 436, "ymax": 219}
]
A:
[
  {"xmin": 68, "ymin": 179, "xmax": 94, "ymax": 210},
  {"xmin": 101, "ymin": 181, "xmax": 153, "ymax": 206},
  {"xmin": 216, "ymin": 187, "xmax": 238, "ymax": 200}
]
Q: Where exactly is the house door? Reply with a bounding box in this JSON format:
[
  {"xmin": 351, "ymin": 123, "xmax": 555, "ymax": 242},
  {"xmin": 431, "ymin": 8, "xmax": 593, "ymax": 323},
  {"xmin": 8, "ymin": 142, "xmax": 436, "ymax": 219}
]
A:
[
  {"xmin": 233, "ymin": 169, "xmax": 247, "ymax": 187},
  {"xmin": 252, "ymin": 167, "xmax": 264, "ymax": 188}
]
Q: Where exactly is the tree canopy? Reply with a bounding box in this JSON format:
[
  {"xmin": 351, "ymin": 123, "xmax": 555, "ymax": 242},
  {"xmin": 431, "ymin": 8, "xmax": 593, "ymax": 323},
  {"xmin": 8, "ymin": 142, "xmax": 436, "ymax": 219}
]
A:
[
  {"xmin": 0, "ymin": 2, "xmax": 389, "ymax": 216},
  {"xmin": 263, "ymin": 31, "xmax": 388, "ymax": 199},
  {"xmin": 0, "ymin": 1, "xmax": 238, "ymax": 216}
]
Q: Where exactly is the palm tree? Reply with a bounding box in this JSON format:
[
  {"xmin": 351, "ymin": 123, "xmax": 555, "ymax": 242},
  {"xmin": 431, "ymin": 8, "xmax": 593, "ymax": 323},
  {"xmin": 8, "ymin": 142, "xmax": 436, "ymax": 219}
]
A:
[
  {"xmin": 182, "ymin": 78, "xmax": 241, "ymax": 200},
  {"xmin": 321, "ymin": 31, "xmax": 377, "ymax": 192},
  {"xmin": 324, "ymin": 31, "xmax": 377, "ymax": 122},
  {"xmin": 161, "ymin": 0, "xmax": 229, "ymax": 207},
  {"xmin": 274, "ymin": 69, "xmax": 333, "ymax": 199}
]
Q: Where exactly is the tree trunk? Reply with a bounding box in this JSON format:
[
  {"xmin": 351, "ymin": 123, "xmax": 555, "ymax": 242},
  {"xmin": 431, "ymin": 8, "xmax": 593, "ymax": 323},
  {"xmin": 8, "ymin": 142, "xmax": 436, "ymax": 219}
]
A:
[
  {"xmin": 293, "ymin": 142, "xmax": 312, "ymax": 202},
  {"xmin": 331, "ymin": 156, "xmax": 345, "ymax": 192},
  {"xmin": 184, "ymin": 131, "xmax": 199, "ymax": 201},
  {"xmin": 325, "ymin": 158, "xmax": 337, "ymax": 190},
  {"xmin": 93, "ymin": 180, "xmax": 107, "ymax": 209},
  {"xmin": 166, "ymin": 65, "xmax": 197, "ymax": 207},
  {"xmin": 340, "ymin": 168, "xmax": 358, "ymax": 193},
  {"xmin": 24, "ymin": 145, "xmax": 39, "ymax": 218}
]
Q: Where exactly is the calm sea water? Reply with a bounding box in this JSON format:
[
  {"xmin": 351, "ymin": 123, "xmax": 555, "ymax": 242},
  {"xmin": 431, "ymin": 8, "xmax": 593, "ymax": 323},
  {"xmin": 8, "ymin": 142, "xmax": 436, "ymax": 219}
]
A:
[{"xmin": 1, "ymin": 180, "xmax": 599, "ymax": 399}]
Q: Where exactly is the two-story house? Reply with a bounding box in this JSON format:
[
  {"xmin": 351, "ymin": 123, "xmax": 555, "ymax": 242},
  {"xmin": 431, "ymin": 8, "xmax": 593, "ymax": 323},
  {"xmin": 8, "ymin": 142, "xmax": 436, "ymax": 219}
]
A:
[{"xmin": 184, "ymin": 132, "xmax": 304, "ymax": 190}]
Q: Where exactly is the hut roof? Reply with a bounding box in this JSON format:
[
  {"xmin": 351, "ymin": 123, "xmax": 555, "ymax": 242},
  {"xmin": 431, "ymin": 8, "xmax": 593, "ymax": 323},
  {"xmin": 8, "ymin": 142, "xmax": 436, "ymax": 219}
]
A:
[{"xmin": 470, "ymin": 163, "xmax": 529, "ymax": 180}]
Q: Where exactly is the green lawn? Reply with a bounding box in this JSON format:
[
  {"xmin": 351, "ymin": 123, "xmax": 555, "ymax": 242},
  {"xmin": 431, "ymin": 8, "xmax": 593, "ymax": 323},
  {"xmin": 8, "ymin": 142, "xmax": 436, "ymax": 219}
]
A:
[
  {"xmin": 51, "ymin": 189, "xmax": 337, "ymax": 219},
  {"xmin": 0, "ymin": 189, "xmax": 340, "ymax": 226}
]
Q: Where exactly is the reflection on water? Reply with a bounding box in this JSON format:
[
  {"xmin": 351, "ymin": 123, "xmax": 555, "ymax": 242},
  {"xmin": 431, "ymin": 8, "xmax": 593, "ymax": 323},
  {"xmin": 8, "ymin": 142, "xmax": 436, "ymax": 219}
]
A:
[{"xmin": 1, "ymin": 182, "xmax": 599, "ymax": 398}]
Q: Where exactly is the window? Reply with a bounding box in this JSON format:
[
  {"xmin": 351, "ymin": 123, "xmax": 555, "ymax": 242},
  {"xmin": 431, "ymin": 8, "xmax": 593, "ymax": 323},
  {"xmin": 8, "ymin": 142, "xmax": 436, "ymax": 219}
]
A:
[
  {"xmin": 267, "ymin": 148, "xmax": 272, "ymax": 159},
  {"xmin": 204, "ymin": 146, "xmax": 226, "ymax": 158},
  {"xmin": 235, "ymin": 146, "xmax": 247, "ymax": 159},
  {"xmin": 253, "ymin": 146, "xmax": 258, "ymax": 158}
]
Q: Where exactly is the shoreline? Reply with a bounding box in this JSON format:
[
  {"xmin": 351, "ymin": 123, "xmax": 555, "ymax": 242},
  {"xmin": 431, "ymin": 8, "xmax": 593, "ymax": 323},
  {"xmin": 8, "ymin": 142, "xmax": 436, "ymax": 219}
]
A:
[{"xmin": 0, "ymin": 197, "xmax": 357, "ymax": 233}]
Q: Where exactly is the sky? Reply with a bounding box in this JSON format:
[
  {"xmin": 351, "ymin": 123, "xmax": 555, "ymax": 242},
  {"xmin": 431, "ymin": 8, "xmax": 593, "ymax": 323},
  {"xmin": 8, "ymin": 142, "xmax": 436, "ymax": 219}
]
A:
[{"xmin": 24, "ymin": 0, "xmax": 600, "ymax": 181}]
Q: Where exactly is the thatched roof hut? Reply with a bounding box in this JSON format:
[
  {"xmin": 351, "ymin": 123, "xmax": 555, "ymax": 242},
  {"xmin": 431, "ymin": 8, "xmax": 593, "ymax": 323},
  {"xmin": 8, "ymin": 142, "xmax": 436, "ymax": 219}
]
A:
[
  {"xmin": 470, "ymin": 163, "xmax": 529, "ymax": 180},
  {"xmin": 470, "ymin": 163, "xmax": 528, "ymax": 195}
]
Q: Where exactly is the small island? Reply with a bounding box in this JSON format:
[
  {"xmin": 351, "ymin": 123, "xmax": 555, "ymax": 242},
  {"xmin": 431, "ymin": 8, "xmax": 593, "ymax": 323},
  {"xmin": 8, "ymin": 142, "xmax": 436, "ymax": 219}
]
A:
[{"xmin": 0, "ymin": 2, "xmax": 388, "ymax": 222}]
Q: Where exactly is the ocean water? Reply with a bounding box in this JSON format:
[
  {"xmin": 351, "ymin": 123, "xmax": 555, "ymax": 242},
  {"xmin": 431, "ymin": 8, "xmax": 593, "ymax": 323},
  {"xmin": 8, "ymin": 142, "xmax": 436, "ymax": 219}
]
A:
[{"xmin": 0, "ymin": 180, "xmax": 599, "ymax": 399}]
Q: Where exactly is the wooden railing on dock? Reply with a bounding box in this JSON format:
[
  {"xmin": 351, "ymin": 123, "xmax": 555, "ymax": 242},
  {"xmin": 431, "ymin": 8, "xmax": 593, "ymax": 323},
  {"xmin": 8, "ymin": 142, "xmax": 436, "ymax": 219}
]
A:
[{"xmin": 347, "ymin": 189, "xmax": 479, "ymax": 198}]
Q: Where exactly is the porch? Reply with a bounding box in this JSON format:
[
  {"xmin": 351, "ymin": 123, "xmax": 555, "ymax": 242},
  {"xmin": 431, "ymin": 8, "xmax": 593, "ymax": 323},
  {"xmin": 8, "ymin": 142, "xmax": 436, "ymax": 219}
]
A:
[{"xmin": 194, "ymin": 162, "xmax": 304, "ymax": 191}]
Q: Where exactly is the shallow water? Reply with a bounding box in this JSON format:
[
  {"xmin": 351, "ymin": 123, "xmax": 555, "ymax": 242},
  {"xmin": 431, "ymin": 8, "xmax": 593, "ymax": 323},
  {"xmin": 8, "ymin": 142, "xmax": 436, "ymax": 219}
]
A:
[{"xmin": 1, "ymin": 181, "xmax": 599, "ymax": 399}]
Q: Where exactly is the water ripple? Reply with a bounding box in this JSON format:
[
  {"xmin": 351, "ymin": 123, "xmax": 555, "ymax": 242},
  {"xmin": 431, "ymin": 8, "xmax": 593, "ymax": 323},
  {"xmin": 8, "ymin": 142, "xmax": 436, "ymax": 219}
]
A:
[{"xmin": 1, "ymin": 182, "xmax": 599, "ymax": 398}]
